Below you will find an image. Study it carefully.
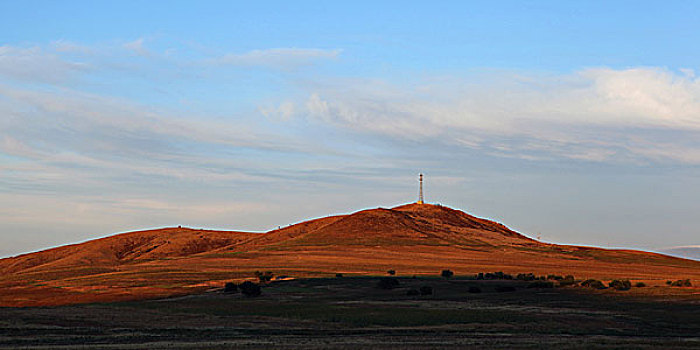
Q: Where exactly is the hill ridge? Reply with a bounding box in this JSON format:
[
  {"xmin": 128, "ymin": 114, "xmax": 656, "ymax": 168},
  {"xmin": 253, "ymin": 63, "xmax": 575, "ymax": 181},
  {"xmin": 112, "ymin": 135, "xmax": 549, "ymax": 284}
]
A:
[{"xmin": 1, "ymin": 202, "xmax": 699, "ymax": 307}]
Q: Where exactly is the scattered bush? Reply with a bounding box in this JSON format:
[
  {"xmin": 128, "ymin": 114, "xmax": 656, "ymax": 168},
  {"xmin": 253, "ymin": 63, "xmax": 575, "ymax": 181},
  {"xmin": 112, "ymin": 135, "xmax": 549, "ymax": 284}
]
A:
[
  {"xmin": 387, "ymin": 270, "xmax": 396, "ymax": 276},
  {"xmin": 634, "ymin": 282, "xmax": 646, "ymax": 288},
  {"xmin": 406, "ymin": 289, "xmax": 420, "ymax": 296},
  {"xmin": 335, "ymin": 273, "xmax": 343, "ymax": 278},
  {"xmin": 581, "ymin": 279, "xmax": 606, "ymax": 289},
  {"xmin": 223, "ymin": 282, "xmax": 238, "ymax": 293},
  {"xmin": 441, "ymin": 270, "xmax": 454, "ymax": 279},
  {"xmin": 419, "ymin": 285, "xmax": 433, "ymax": 296},
  {"xmin": 609, "ymin": 279, "xmax": 632, "ymax": 291},
  {"xmin": 527, "ymin": 281, "xmax": 554, "ymax": 289},
  {"xmin": 239, "ymin": 281, "xmax": 261, "ymax": 297},
  {"xmin": 495, "ymin": 286, "xmax": 516, "ymax": 293},
  {"xmin": 558, "ymin": 275, "xmax": 577, "ymax": 287},
  {"xmin": 255, "ymin": 271, "xmax": 274, "ymax": 283},
  {"xmin": 547, "ymin": 274, "xmax": 564, "ymax": 281},
  {"xmin": 516, "ymin": 273, "xmax": 537, "ymax": 281},
  {"xmin": 468, "ymin": 286, "xmax": 482, "ymax": 293},
  {"xmin": 483, "ymin": 271, "xmax": 513, "ymax": 280},
  {"xmin": 377, "ymin": 277, "xmax": 400, "ymax": 290},
  {"xmin": 671, "ymin": 279, "xmax": 692, "ymax": 287}
]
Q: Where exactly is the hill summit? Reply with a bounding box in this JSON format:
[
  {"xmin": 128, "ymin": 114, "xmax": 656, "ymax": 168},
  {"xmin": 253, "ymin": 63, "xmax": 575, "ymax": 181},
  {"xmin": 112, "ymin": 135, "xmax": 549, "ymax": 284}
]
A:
[{"xmin": 1, "ymin": 203, "xmax": 699, "ymax": 306}]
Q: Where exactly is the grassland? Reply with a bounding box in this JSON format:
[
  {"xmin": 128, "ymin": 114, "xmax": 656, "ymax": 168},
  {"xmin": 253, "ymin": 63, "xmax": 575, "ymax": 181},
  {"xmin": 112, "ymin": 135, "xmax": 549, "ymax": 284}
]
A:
[{"xmin": 1, "ymin": 276, "xmax": 698, "ymax": 349}]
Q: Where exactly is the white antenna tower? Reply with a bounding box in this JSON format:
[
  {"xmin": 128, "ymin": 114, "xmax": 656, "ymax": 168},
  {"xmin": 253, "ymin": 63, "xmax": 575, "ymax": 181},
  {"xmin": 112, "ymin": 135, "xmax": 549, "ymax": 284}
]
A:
[{"xmin": 417, "ymin": 173, "xmax": 424, "ymax": 204}]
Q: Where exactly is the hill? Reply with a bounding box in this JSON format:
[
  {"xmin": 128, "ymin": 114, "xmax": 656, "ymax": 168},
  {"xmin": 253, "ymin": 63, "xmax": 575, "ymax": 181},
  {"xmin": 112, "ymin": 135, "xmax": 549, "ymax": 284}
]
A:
[{"xmin": 1, "ymin": 203, "xmax": 698, "ymax": 306}]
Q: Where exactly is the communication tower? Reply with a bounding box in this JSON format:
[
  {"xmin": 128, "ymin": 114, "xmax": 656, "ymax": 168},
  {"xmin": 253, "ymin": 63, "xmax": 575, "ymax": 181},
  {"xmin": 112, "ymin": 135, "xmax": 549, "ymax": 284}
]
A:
[{"xmin": 417, "ymin": 173, "xmax": 424, "ymax": 204}]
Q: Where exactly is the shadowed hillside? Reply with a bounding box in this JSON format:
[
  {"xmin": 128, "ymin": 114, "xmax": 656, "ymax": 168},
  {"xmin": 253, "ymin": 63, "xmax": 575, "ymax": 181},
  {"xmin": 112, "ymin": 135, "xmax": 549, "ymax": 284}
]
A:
[{"xmin": 1, "ymin": 203, "xmax": 698, "ymax": 306}]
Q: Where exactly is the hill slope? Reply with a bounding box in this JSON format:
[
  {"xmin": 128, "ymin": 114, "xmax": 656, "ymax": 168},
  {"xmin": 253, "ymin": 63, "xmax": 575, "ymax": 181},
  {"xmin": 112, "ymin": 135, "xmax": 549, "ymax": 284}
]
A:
[{"xmin": 1, "ymin": 203, "xmax": 698, "ymax": 306}]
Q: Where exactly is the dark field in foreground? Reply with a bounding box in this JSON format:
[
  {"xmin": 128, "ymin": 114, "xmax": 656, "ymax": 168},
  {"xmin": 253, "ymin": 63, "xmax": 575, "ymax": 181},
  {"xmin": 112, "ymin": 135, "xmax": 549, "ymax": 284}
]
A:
[{"xmin": 1, "ymin": 277, "xmax": 699, "ymax": 349}]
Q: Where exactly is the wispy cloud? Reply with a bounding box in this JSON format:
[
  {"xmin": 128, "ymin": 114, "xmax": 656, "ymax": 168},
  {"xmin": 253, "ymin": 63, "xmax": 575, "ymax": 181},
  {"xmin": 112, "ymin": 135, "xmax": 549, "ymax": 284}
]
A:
[
  {"xmin": 123, "ymin": 38, "xmax": 151, "ymax": 57},
  {"xmin": 274, "ymin": 67, "xmax": 700, "ymax": 164},
  {"xmin": 210, "ymin": 48, "xmax": 342, "ymax": 68},
  {"xmin": 0, "ymin": 45, "xmax": 90, "ymax": 83}
]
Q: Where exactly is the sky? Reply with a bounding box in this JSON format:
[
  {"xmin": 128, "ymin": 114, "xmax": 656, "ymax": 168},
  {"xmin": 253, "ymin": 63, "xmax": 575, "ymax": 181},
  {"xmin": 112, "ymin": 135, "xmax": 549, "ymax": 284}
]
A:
[{"xmin": 1, "ymin": 1, "xmax": 700, "ymax": 258}]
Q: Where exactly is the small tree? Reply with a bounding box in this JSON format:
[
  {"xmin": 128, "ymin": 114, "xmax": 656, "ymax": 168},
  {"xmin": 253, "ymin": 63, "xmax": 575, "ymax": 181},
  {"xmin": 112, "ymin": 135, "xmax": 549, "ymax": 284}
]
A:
[
  {"xmin": 223, "ymin": 282, "xmax": 238, "ymax": 293},
  {"xmin": 609, "ymin": 279, "xmax": 631, "ymax": 291},
  {"xmin": 239, "ymin": 281, "xmax": 262, "ymax": 297},
  {"xmin": 441, "ymin": 270, "xmax": 454, "ymax": 279},
  {"xmin": 255, "ymin": 271, "xmax": 274, "ymax": 283},
  {"xmin": 377, "ymin": 277, "xmax": 400, "ymax": 290}
]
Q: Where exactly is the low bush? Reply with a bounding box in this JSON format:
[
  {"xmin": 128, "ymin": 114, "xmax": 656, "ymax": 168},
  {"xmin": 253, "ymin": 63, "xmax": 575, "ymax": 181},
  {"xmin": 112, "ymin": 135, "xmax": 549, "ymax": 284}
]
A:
[
  {"xmin": 547, "ymin": 274, "xmax": 564, "ymax": 281},
  {"xmin": 609, "ymin": 279, "xmax": 632, "ymax": 291},
  {"xmin": 239, "ymin": 281, "xmax": 261, "ymax": 297},
  {"xmin": 671, "ymin": 279, "xmax": 692, "ymax": 287},
  {"xmin": 387, "ymin": 270, "xmax": 396, "ymax": 275},
  {"xmin": 527, "ymin": 280, "xmax": 554, "ymax": 289},
  {"xmin": 419, "ymin": 285, "xmax": 433, "ymax": 296},
  {"xmin": 223, "ymin": 282, "xmax": 238, "ymax": 293},
  {"xmin": 377, "ymin": 277, "xmax": 400, "ymax": 290},
  {"xmin": 441, "ymin": 270, "xmax": 454, "ymax": 279},
  {"xmin": 254, "ymin": 271, "xmax": 274, "ymax": 283},
  {"xmin": 581, "ymin": 279, "xmax": 606, "ymax": 289},
  {"xmin": 468, "ymin": 286, "xmax": 482, "ymax": 293},
  {"xmin": 634, "ymin": 282, "xmax": 646, "ymax": 288},
  {"xmin": 516, "ymin": 273, "xmax": 537, "ymax": 281},
  {"xmin": 558, "ymin": 275, "xmax": 577, "ymax": 287}
]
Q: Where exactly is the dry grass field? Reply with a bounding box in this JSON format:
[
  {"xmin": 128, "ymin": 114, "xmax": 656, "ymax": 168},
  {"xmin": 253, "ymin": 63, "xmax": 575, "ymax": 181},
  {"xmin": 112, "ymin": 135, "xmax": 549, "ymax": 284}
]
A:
[{"xmin": 1, "ymin": 276, "xmax": 698, "ymax": 349}]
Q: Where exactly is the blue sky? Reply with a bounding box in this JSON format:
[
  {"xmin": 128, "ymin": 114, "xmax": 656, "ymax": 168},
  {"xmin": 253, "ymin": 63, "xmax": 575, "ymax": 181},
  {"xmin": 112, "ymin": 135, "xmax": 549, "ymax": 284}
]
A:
[{"xmin": 1, "ymin": 1, "xmax": 700, "ymax": 257}]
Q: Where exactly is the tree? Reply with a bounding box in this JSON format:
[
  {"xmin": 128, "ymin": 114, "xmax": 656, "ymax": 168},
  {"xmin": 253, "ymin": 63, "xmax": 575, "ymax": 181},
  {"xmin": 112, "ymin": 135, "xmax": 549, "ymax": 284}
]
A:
[
  {"xmin": 223, "ymin": 282, "xmax": 238, "ymax": 293},
  {"xmin": 239, "ymin": 281, "xmax": 262, "ymax": 297},
  {"xmin": 255, "ymin": 271, "xmax": 274, "ymax": 283}
]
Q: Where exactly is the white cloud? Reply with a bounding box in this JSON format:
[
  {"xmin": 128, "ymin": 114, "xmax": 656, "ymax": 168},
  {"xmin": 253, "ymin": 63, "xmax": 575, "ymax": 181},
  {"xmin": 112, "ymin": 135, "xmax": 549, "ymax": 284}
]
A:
[
  {"xmin": 123, "ymin": 38, "xmax": 150, "ymax": 57},
  {"xmin": 0, "ymin": 45, "xmax": 89, "ymax": 83},
  {"xmin": 211, "ymin": 48, "xmax": 341, "ymax": 68},
  {"xmin": 288, "ymin": 67, "xmax": 700, "ymax": 164}
]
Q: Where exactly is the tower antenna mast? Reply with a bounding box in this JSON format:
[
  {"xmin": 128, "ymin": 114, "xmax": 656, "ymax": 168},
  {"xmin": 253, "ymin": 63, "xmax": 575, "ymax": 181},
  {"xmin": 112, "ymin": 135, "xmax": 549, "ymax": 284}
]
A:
[{"xmin": 417, "ymin": 173, "xmax": 424, "ymax": 204}]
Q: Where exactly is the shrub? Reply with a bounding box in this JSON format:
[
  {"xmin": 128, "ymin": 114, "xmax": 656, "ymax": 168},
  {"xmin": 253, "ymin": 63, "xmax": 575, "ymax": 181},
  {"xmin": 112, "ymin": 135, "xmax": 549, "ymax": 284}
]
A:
[
  {"xmin": 609, "ymin": 279, "xmax": 632, "ymax": 291},
  {"xmin": 406, "ymin": 289, "xmax": 420, "ymax": 296},
  {"xmin": 419, "ymin": 285, "xmax": 433, "ymax": 296},
  {"xmin": 468, "ymin": 286, "xmax": 482, "ymax": 293},
  {"xmin": 441, "ymin": 270, "xmax": 454, "ymax": 279},
  {"xmin": 377, "ymin": 277, "xmax": 400, "ymax": 290},
  {"xmin": 476, "ymin": 272, "xmax": 484, "ymax": 280},
  {"xmin": 255, "ymin": 271, "xmax": 274, "ymax": 283},
  {"xmin": 387, "ymin": 270, "xmax": 396, "ymax": 276},
  {"xmin": 666, "ymin": 280, "xmax": 672, "ymax": 285},
  {"xmin": 634, "ymin": 282, "xmax": 646, "ymax": 288},
  {"xmin": 335, "ymin": 273, "xmax": 343, "ymax": 278},
  {"xmin": 547, "ymin": 274, "xmax": 563, "ymax": 281},
  {"xmin": 223, "ymin": 282, "xmax": 238, "ymax": 293},
  {"xmin": 527, "ymin": 280, "xmax": 554, "ymax": 288},
  {"xmin": 671, "ymin": 279, "xmax": 692, "ymax": 287},
  {"xmin": 495, "ymin": 286, "xmax": 516, "ymax": 292},
  {"xmin": 558, "ymin": 275, "xmax": 577, "ymax": 287},
  {"xmin": 516, "ymin": 273, "xmax": 537, "ymax": 281},
  {"xmin": 581, "ymin": 279, "xmax": 606, "ymax": 289},
  {"xmin": 239, "ymin": 281, "xmax": 261, "ymax": 297}
]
